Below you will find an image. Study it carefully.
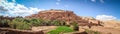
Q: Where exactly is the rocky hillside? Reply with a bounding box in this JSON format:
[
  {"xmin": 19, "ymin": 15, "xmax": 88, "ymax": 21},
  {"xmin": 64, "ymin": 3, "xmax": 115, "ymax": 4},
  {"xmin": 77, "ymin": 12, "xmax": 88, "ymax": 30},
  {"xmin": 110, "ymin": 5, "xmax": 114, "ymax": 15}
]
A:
[{"xmin": 26, "ymin": 9, "xmax": 103, "ymax": 26}]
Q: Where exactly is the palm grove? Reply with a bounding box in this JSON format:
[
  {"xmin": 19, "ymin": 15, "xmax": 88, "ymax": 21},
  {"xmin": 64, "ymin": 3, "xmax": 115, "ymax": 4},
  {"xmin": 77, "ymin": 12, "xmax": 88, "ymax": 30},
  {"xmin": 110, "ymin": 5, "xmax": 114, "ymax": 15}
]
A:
[{"xmin": 0, "ymin": 16, "xmax": 78, "ymax": 30}]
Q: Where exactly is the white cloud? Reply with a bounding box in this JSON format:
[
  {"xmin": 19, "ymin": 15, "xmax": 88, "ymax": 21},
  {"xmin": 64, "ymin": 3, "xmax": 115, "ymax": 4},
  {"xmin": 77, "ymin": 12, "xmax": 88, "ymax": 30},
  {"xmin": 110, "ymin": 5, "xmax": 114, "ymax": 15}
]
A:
[
  {"xmin": 12, "ymin": 0, "xmax": 16, "ymax": 2},
  {"xmin": 96, "ymin": 15, "xmax": 117, "ymax": 20},
  {"xmin": 0, "ymin": 0, "xmax": 43, "ymax": 17},
  {"xmin": 100, "ymin": 0, "xmax": 104, "ymax": 3},
  {"xmin": 91, "ymin": 0, "xmax": 104, "ymax": 3},
  {"xmin": 0, "ymin": 6, "xmax": 8, "ymax": 11},
  {"xmin": 56, "ymin": 2, "xmax": 60, "ymax": 5},
  {"xmin": 64, "ymin": 5, "xmax": 69, "ymax": 7},
  {"xmin": 56, "ymin": 0, "xmax": 61, "ymax": 5},
  {"xmin": 57, "ymin": 0, "xmax": 61, "ymax": 2},
  {"xmin": 91, "ymin": 0, "xmax": 96, "ymax": 2}
]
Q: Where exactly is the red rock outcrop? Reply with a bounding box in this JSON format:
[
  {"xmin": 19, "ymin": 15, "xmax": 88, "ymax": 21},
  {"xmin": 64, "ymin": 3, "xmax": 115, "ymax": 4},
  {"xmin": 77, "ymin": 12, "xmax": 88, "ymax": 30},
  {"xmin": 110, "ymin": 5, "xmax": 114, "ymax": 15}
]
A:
[{"xmin": 26, "ymin": 9, "xmax": 102, "ymax": 26}]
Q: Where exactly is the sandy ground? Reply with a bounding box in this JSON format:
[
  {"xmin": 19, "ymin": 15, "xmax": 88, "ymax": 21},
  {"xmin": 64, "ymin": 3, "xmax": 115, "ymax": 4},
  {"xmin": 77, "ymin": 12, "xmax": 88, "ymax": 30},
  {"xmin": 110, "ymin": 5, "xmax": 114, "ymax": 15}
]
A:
[
  {"xmin": 32, "ymin": 26, "xmax": 57, "ymax": 33},
  {"xmin": 87, "ymin": 20, "xmax": 120, "ymax": 34},
  {"xmin": 88, "ymin": 26, "xmax": 120, "ymax": 34}
]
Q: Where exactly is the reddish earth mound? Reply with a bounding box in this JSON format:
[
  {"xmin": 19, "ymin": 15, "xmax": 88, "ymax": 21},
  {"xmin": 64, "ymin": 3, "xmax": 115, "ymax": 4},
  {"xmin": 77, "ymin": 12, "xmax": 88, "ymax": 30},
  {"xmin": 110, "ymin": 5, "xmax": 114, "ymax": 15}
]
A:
[
  {"xmin": 26, "ymin": 9, "xmax": 102, "ymax": 26},
  {"xmin": 0, "ymin": 28, "xmax": 44, "ymax": 34}
]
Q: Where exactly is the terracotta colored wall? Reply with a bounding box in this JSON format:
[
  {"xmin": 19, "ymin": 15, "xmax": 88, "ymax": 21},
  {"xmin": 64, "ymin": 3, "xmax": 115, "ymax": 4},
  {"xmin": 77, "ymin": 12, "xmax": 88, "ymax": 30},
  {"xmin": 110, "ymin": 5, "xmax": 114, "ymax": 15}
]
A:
[{"xmin": 0, "ymin": 28, "xmax": 44, "ymax": 34}]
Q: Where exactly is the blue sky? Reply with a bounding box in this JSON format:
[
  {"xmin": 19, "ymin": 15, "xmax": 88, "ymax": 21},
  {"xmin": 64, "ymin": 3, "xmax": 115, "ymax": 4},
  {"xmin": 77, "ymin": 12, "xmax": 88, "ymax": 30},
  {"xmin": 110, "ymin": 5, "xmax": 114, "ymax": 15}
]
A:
[{"xmin": 0, "ymin": 0, "xmax": 120, "ymax": 20}]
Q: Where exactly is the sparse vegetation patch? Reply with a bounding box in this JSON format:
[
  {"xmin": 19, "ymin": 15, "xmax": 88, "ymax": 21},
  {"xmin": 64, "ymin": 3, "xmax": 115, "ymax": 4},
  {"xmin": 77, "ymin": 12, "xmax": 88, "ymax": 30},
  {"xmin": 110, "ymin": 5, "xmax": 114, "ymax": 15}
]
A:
[{"xmin": 47, "ymin": 26, "xmax": 74, "ymax": 34}]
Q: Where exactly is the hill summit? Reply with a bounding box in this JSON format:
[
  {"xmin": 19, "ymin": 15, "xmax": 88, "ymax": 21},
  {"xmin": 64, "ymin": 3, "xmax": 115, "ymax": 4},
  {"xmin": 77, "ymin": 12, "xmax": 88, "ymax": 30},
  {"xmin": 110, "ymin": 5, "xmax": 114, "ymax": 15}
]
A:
[{"xmin": 26, "ymin": 9, "xmax": 103, "ymax": 26}]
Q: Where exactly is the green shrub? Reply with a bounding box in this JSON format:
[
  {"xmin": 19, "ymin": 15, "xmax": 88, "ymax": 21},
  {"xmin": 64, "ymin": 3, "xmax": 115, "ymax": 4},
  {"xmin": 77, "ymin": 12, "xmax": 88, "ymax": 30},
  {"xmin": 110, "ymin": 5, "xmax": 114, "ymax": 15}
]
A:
[
  {"xmin": 16, "ymin": 22, "xmax": 31, "ymax": 30},
  {"xmin": 0, "ymin": 19, "xmax": 10, "ymax": 27},
  {"xmin": 51, "ymin": 20, "xmax": 61, "ymax": 26},
  {"xmin": 59, "ymin": 20, "xmax": 66, "ymax": 26},
  {"xmin": 94, "ymin": 31, "xmax": 101, "ymax": 34},
  {"xmin": 9, "ymin": 18, "xmax": 31, "ymax": 30},
  {"xmin": 30, "ymin": 18, "xmax": 43, "ymax": 26},
  {"xmin": 85, "ymin": 29, "xmax": 101, "ymax": 34},
  {"xmin": 51, "ymin": 20, "xmax": 66, "ymax": 26},
  {"xmin": 43, "ymin": 20, "xmax": 52, "ymax": 26},
  {"xmin": 70, "ymin": 21, "xmax": 79, "ymax": 31}
]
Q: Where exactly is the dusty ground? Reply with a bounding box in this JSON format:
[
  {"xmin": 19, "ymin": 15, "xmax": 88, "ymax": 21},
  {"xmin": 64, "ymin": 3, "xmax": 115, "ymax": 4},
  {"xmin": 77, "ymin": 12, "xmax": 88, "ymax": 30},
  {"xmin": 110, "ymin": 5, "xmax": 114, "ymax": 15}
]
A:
[
  {"xmin": 66, "ymin": 23, "xmax": 120, "ymax": 34},
  {"xmin": 89, "ymin": 26, "xmax": 120, "ymax": 34},
  {"xmin": 32, "ymin": 26, "xmax": 57, "ymax": 33},
  {"xmin": 85, "ymin": 20, "xmax": 120, "ymax": 34}
]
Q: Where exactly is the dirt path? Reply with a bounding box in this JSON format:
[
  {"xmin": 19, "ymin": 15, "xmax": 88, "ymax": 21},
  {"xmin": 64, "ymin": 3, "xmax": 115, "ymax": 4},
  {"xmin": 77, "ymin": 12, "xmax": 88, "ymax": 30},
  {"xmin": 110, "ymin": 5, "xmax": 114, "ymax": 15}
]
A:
[
  {"xmin": 32, "ymin": 26, "xmax": 57, "ymax": 33},
  {"xmin": 89, "ymin": 26, "xmax": 120, "ymax": 34}
]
